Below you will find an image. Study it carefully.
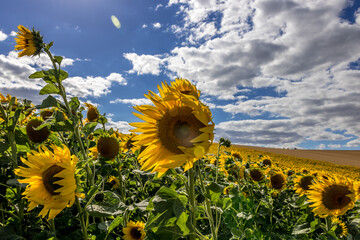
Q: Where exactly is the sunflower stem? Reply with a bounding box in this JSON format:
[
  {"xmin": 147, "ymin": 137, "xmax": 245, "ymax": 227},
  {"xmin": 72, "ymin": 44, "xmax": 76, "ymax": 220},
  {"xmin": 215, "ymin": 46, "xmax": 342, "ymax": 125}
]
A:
[
  {"xmin": 75, "ymin": 196, "xmax": 88, "ymax": 240},
  {"xmin": 215, "ymin": 142, "xmax": 221, "ymax": 183},
  {"xmin": 188, "ymin": 167, "xmax": 197, "ymax": 240},
  {"xmin": 49, "ymin": 219, "xmax": 56, "ymax": 237},
  {"xmin": 197, "ymin": 161, "xmax": 217, "ymax": 240}
]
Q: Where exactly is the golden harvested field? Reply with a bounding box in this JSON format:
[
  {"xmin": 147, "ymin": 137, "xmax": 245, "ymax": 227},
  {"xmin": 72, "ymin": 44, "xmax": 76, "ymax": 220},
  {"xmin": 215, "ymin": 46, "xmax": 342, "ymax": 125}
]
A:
[
  {"xmin": 234, "ymin": 145, "xmax": 360, "ymax": 168},
  {"xmin": 208, "ymin": 144, "xmax": 360, "ymax": 180}
]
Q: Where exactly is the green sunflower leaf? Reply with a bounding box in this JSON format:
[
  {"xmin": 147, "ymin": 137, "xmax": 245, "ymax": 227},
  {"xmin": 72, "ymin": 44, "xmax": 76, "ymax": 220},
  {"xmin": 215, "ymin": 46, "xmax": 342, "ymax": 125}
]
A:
[{"xmin": 39, "ymin": 83, "xmax": 60, "ymax": 95}]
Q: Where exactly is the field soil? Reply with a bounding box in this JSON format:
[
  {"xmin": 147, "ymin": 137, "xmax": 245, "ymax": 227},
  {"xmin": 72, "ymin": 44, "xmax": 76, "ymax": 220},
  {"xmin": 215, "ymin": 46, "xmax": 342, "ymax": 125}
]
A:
[{"xmin": 235, "ymin": 145, "xmax": 360, "ymax": 168}]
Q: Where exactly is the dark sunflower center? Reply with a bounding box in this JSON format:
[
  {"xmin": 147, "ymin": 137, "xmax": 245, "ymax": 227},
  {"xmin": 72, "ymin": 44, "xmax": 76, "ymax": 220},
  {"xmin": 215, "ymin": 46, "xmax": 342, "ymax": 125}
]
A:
[
  {"xmin": 262, "ymin": 159, "xmax": 271, "ymax": 166},
  {"xmin": 232, "ymin": 153, "xmax": 241, "ymax": 159},
  {"xmin": 40, "ymin": 110, "xmax": 53, "ymax": 120},
  {"xmin": 181, "ymin": 90, "xmax": 192, "ymax": 95},
  {"xmin": 322, "ymin": 185, "xmax": 352, "ymax": 210},
  {"xmin": 300, "ymin": 176, "xmax": 313, "ymax": 190},
  {"xmin": 158, "ymin": 106, "xmax": 205, "ymax": 154},
  {"xmin": 130, "ymin": 227, "xmax": 142, "ymax": 239},
  {"xmin": 271, "ymin": 174, "xmax": 285, "ymax": 189},
  {"xmin": 42, "ymin": 165, "xmax": 64, "ymax": 196},
  {"xmin": 250, "ymin": 169, "xmax": 263, "ymax": 181}
]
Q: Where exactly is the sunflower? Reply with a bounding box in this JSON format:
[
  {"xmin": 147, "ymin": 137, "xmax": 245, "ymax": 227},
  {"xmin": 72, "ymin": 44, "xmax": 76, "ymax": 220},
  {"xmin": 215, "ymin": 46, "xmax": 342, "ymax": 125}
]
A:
[
  {"xmin": 161, "ymin": 78, "xmax": 201, "ymax": 100},
  {"xmin": 84, "ymin": 103, "xmax": 99, "ymax": 122},
  {"xmin": 307, "ymin": 177, "xmax": 356, "ymax": 217},
  {"xmin": 231, "ymin": 151, "xmax": 242, "ymax": 160},
  {"xmin": 26, "ymin": 117, "xmax": 50, "ymax": 143},
  {"xmin": 108, "ymin": 176, "xmax": 121, "ymax": 190},
  {"xmin": 269, "ymin": 172, "xmax": 286, "ymax": 190},
  {"xmin": 97, "ymin": 135, "xmax": 120, "ymax": 159},
  {"xmin": 249, "ymin": 168, "xmax": 264, "ymax": 182},
  {"xmin": 119, "ymin": 133, "xmax": 137, "ymax": 153},
  {"xmin": 14, "ymin": 25, "xmax": 43, "ymax": 58},
  {"xmin": 40, "ymin": 108, "xmax": 55, "ymax": 121},
  {"xmin": 14, "ymin": 145, "xmax": 83, "ymax": 220},
  {"xmin": 354, "ymin": 181, "xmax": 360, "ymax": 200},
  {"xmin": 123, "ymin": 220, "xmax": 146, "ymax": 240},
  {"xmin": 332, "ymin": 218, "xmax": 348, "ymax": 238},
  {"xmin": 261, "ymin": 155, "xmax": 272, "ymax": 167},
  {"xmin": 293, "ymin": 175, "xmax": 314, "ymax": 196},
  {"xmin": 130, "ymin": 82, "xmax": 214, "ymax": 176}
]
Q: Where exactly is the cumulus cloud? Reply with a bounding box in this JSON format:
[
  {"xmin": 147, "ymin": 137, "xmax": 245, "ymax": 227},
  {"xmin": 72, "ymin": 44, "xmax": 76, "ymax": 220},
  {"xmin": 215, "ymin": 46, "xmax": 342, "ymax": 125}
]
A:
[
  {"xmin": 153, "ymin": 22, "xmax": 162, "ymax": 29},
  {"xmin": 123, "ymin": 53, "xmax": 163, "ymax": 75},
  {"xmin": 150, "ymin": 0, "xmax": 360, "ymax": 148},
  {"xmin": 0, "ymin": 51, "xmax": 127, "ymax": 102},
  {"xmin": 110, "ymin": 98, "xmax": 152, "ymax": 105},
  {"xmin": 0, "ymin": 30, "xmax": 7, "ymax": 41},
  {"xmin": 105, "ymin": 117, "xmax": 132, "ymax": 133}
]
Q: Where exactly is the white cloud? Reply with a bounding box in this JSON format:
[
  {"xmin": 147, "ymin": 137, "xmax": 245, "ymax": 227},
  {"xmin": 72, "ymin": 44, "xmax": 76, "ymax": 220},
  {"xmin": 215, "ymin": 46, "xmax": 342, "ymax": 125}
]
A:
[
  {"xmin": 123, "ymin": 53, "xmax": 163, "ymax": 75},
  {"xmin": 105, "ymin": 117, "xmax": 132, "ymax": 134},
  {"xmin": 142, "ymin": 24, "xmax": 148, "ymax": 28},
  {"xmin": 155, "ymin": 4, "xmax": 163, "ymax": 11},
  {"xmin": 10, "ymin": 31, "xmax": 17, "ymax": 37},
  {"xmin": 0, "ymin": 51, "xmax": 127, "ymax": 102},
  {"xmin": 328, "ymin": 144, "xmax": 341, "ymax": 149},
  {"xmin": 145, "ymin": 0, "xmax": 360, "ymax": 148},
  {"xmin": 153, "ymin": 22, "xmax": 162, "ymax": 29},
  {"xmin": 0, "ymin": 30, "xmax": 8, "ymax": 41},
  {"xmin": 110, "ymin": 98, "xmax": 152, "ymax": 105},
  {"xmin": 318, "ymin": 144, "xmax": 326, "ymax": 150}
]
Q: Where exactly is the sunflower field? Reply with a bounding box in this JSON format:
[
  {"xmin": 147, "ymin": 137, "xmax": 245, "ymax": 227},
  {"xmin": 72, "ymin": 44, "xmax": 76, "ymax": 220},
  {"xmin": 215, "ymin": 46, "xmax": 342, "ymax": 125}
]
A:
[{"xmin": 0, "ymin": 25, "xmax": 359, "ymax": 240}]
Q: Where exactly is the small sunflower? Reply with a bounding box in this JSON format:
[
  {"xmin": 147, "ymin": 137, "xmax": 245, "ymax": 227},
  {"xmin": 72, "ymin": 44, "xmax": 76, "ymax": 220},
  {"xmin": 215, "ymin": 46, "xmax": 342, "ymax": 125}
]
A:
[
  {"xmin": 130, "ymin": 81, "xmax": 214, "ymax": 176},
  {"xmin": 14, "ymin": 145, "xmax": 83, "ymax": 220},
  {"xmin": 84, "ymin": 103, "xmax": 100, "ymax": 122},
  {"xmin": 108, "ymin": 176, "xmax": 120, "ymax": 190},
  {"xmin": 354, "ymin": 181, "xmax": 360, "ymax": 200},
  {"xmin": 269, "ymin": 172, "xmax": 286, "ymax": 191},
  {"xmin": 293, "ymin": 175, "xmax": 314, "ymax": 196},
  {"xmin": 123, "ymin": 220, "xmax": 146, "ymax": 240},
  {"xmin": 97, "ymin": 135, "xmax": 120, "ymax": 159},
  {"xmin": 89, "ymin": 146, "xmax": 99, "ymax": 160},
  {"xmin": 26, "ymin": 118, "xmax": 50, "ymax": 143},
  {"xmin": 307, "ymin": 177, "xmax": 356, "ymax": 217},
  {"xmin": 119, "ymin": 133, "xmax": 137, "ymax": 153},
  {"xmin": 14, "ymin": 25, "xmax": 43, "ymax": 58},
  {"xmin": 261, "ymin": 155, "xmax": 272, "ymax": 167},
  {"xmin": 249, "ymin": 168, "xmax": 264, "ymax": 182},
  {"xmin": 231, "ymin": 151, "xmax": 242, "ymax": 160},
  {"xmin": 332, "ymin": 218, "xmax": 348, "ymax": 238}
]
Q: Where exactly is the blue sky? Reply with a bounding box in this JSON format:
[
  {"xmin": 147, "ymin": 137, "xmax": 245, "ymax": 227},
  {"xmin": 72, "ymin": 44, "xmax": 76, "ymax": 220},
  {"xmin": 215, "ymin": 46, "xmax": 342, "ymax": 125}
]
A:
[{"xmin": 1, "ymin": 0, "xmax": 360, "ymax": 150}]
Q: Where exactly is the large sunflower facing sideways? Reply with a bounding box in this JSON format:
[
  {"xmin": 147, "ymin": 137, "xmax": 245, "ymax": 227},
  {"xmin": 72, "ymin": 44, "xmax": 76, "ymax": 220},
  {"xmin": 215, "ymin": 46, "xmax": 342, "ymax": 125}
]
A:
[
  {"xmin": 15, "ymin": 145, "xmax": 83, "ymax": 220},
  {"xmin": 123, "ymin": 220, "xmax": 146, "ymax": 240},
  {"xmin": 307, "ymin": 177, "xmax": 356, "ymax": 218},
  {"xmin": 131, "ymin": 80, "xmax": 214, "ymax": 176},
  {"xmin": 14, "ymin": 25, "xmax": 43, "ymax": 58}
]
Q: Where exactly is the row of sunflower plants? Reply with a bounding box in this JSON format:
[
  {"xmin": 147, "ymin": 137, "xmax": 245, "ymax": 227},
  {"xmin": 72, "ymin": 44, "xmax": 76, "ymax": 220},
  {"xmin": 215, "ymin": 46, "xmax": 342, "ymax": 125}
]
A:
[{"xmin": 0, "ymin": 25, "xmax": 359, "ymax": 240}]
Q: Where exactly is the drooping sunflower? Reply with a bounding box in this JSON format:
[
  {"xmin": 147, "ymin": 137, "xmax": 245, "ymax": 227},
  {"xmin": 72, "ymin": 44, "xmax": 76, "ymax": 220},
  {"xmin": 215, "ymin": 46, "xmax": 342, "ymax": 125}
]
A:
[
  {"xmin": 14, "ymin": 145, "xmax": 83, "ymax": 220},
  {"xmin": 84, "ymin": 103, "xmax": 100, "ymax": 122},
  {"xmin": 332, "ymin": 218, "xmax": 348, "ymax": 238},
  {"xmin": 123, "ymin": 220, "xmax": 146, "ymax": 240},
  {"xmin": 130, "ymin": 82, "xmax": 214, "ymax": 176},
  {"xmin": 26, "ymin": 117, "xmax": 50, "ymax": 143},
  {"xmin": 14, "ymin": 25, "xmax": 43, "ymax": 58},
  {"xmin": 293, "ymin": 175, "xmax": 315, "ymax": 196},
  {"xmin": 97, "ymin": 135, "xmax": 120, "ymax": 159},
  {"xmin": 269, "ymin": 172, "xmax": 287, "ymax": 191},
  {"xmin": 307, "ymin": 177, "xmax": 356, "ymax": 218},
  {"xmin": 249, "ymin": 168, "xmax": 264, "ymax": 182}
]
